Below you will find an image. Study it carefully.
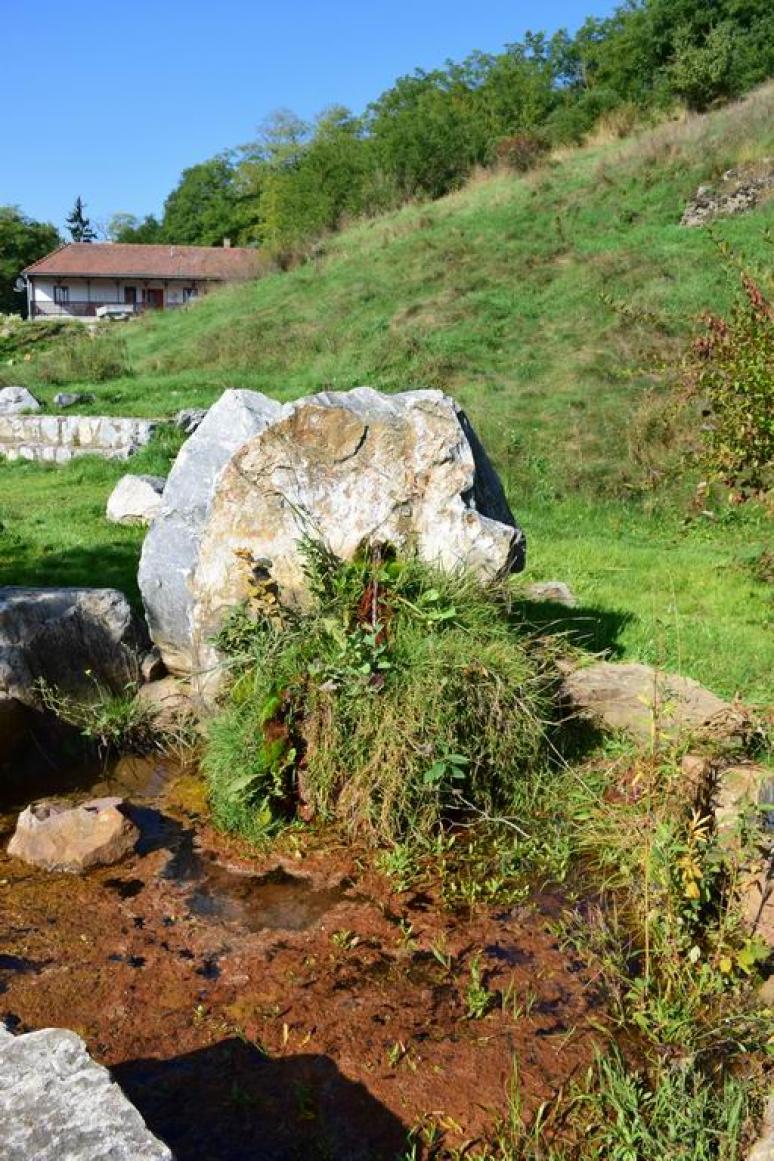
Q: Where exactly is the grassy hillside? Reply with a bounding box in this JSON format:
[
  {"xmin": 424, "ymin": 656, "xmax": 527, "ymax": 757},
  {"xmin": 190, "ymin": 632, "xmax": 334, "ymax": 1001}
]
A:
[{"xmin": 1, "ymin": 86, "xmax": 772, "ymax": 702}]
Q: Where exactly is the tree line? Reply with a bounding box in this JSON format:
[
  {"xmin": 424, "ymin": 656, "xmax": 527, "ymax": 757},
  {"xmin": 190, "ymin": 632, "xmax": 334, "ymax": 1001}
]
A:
[
  {"xmin": 2, "ymin": 0, "xmax": 772, "ymax": 314},
  {"xmin": 111, "ymin": 0, "xmax": 773, "ymax": 252}
]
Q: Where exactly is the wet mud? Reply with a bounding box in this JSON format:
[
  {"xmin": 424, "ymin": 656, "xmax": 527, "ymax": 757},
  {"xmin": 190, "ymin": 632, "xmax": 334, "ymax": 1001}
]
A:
[{"xmin": 0, "ymin": 754, "xmax": 605, "ymax": 1159}]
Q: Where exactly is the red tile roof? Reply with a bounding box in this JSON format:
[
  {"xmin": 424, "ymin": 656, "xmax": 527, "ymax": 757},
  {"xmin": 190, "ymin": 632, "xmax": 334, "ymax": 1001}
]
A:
[{"xmin": 24, "ymin": 243, "xmax": 262, "ymax": 281}]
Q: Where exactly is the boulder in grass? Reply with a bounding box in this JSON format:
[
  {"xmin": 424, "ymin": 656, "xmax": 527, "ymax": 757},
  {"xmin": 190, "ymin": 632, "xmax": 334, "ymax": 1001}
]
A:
[
  {"xmin": 174, "ymin": 407, "xmax": 207, "ymax": 435},
  {"xmin": 0, "ymin": 1025, "xmax": 172, "ymax": 1160},
  {"xmin": 562, "ymin": 661, "xmax": 751, "ymax": 746},
  {"xmin": 106, "ymin": 474, "xmax": 166, "ymax": 525},
  {"xmin": 7, "ymin": 797, "xmax": 139, "ymax": 873},
  {"xmin": 525, "ymin": 580, "xmax": 577, "ymax": 607},
  {"xmin": 0, "ymin": 386, "xmax": 40, "ymax": 415},
  {"xmin": 140, "ymin": 387, "xmax": 525, "ymax": 687},
  {"xmin": 139, "ymin": 389, "xmax": 290, "ymax": 675},
  {"xmin": 54, "ymin": 391, "xmax": 96, "ymax": 409}
]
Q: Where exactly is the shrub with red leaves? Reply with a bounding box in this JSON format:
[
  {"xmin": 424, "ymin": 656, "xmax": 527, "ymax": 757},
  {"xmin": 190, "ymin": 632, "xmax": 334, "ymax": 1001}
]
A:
[{"xmin": 681, "ymin": 269, "xmax": 773, "ymax": 498}]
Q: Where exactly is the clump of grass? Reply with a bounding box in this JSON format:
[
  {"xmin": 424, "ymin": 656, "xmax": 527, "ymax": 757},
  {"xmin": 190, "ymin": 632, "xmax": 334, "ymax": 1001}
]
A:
[
  {"xmin": 36, "ymin": 676, "xmax": 159, "ymax": 757},
  {"xmin": 484, "ymin": 1048, "xmax": 758, "ymax": 1161},
  {"xmin": 559, "ymin": 748, "xmax": 771, "ymax": 1047},
  {"xmin": 203, "ymin": 540, "xmax": 555, "ymax": 845},
  {"xmin": 35, "ymin": 327, "xmax": 132, "ymax": 385}
]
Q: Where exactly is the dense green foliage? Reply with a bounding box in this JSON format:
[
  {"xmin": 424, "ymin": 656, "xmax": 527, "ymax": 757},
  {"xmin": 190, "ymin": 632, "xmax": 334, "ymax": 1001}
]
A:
[
  {"xmin": 113, "ymin": 0, "xmax": 774, "ymax": 250},
  {"xmin": 0, "ymin": 207, "xmax": 60, "ymax": 315},
  {"xmin": 205, "ymin": 544, "xmax": 553, "ymax": 843}
]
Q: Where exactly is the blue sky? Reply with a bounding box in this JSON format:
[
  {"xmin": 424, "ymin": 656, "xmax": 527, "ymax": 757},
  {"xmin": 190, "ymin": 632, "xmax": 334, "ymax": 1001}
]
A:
[{"xmin": 2, "ymin": 0, "xmax": 616, "ymax": 234}]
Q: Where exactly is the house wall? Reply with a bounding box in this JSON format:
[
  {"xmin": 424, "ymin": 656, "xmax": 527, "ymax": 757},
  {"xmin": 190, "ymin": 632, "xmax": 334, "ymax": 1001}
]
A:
[{"xmin": 30, "ymin": 277, "xmax": 203, "ymax": 311}]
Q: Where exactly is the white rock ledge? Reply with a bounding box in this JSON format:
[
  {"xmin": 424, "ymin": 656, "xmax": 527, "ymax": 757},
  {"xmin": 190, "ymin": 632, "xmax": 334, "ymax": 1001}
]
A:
[{"xmin": 0, "ymin": 1025, "xmax": 172, "ymax": 1160}]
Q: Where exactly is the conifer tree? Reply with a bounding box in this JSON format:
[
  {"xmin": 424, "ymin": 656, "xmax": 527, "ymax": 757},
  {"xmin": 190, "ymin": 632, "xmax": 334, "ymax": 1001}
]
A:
[{"xmin": 65, "ymin": 196, "xmax": 97, "ymax": 242}]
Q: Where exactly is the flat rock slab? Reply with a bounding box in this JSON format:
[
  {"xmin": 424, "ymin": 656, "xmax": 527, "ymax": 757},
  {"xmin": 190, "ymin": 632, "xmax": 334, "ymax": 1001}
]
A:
[
  {"xmin": 0, "ymin": 1025, "xmax": 171, "ymax": 1160},
  {"xmin": 562, "ymin": 661, "xmax": 749, "ymax": 745},
  {"xmin": 106, "ymin": 474, "xmax": 166, "ymax": 525},
  {"xmin": 7, "ymin": 797, "xmax": 139, "ymax": 873}
]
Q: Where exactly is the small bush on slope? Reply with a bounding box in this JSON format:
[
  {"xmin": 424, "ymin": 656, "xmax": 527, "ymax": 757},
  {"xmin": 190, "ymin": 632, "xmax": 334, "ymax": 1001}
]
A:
[{"xmin": 203, "ymin": 542, "xmax": 555, "ymax": 845}]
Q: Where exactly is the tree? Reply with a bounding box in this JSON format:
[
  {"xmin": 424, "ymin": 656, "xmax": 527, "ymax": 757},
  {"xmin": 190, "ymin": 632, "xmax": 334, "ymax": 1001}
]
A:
[
  {"xmin": 667, "ymin": 22, "xmax": 736, "ymax": 109},
  {"xmin": 65, "ymin": 196, "xmax": 96, "ymax": 242},
  {"xmin": 0, "ymin": 206, "xmax": 60, "ymax": 315},
  {"xmin": 107, "ymin": 212, "xmax": 164, "ymax": 243},
  {"xmin": 161, "ymin": 155, "xmax": 249, "ymax": 245}
]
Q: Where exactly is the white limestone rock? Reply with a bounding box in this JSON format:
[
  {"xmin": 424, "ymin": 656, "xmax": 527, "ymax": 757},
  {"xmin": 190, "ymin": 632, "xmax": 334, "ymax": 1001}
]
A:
[
  {"xmin": 0, "ymin": 385, "xmax": 41, "ymax": 415},
  {"xmin": 106, "ymin": 474, "xmax": 166, "ymax": 525},
  {"xmin": 0, "ymin": 1025, "xmax": 171, "ymax": 1160},
  {"xmin": 139, "ymin": 388, "xmax": 289, "ymax": 674},
  {"xmin": 140, "ymin": 386, "xmax": 524, "ymax": 690}
]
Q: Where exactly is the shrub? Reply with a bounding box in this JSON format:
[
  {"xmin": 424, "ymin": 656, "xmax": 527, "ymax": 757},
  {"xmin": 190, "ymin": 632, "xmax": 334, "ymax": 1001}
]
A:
[
  {"xmin": 495, "ymin": 132, "xmax": 549, "ymax": 173},
  {"xmin": 681, "ymin": 263, "xmax": 774, "ymax": 498},
  {"xmin": 203, "ymin": 542, "xmax": 555, "ymax": 845}
]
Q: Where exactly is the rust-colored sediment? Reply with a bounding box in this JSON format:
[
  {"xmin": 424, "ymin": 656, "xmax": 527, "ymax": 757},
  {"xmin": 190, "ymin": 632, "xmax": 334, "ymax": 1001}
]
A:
[{"xmin": 0, "ymin": 768, "xmax": 603, "ymax": 1159}]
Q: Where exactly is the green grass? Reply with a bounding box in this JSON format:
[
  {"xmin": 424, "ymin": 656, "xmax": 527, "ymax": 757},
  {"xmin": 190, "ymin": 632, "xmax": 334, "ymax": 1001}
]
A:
[
  {"xmin": 204, "ymin": 545, "xmax": 553, "ymax": 844},
  {"xmin": 0, "ymin": 85, "xmax": 772, "ymax": 701}
]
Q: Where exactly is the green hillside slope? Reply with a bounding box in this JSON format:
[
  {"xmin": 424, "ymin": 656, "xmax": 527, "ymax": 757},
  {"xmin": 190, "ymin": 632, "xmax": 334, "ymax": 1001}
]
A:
[{"xmin": 1, "ymin": 86, "xmax": 772, "ymax": 702}]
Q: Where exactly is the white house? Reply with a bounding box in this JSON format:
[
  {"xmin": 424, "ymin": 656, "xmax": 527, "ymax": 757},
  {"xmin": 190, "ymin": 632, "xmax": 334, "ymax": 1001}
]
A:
[{"xmin": 22, "ymin": 242, "xmax": 262, "ymax": 319}]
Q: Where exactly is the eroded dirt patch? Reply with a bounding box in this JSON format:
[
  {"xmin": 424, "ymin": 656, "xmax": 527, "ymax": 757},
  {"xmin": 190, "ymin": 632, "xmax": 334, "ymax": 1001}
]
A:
[{"xmin": 0, "ymin": 760, "xmax": 604, "ymax": 1159}]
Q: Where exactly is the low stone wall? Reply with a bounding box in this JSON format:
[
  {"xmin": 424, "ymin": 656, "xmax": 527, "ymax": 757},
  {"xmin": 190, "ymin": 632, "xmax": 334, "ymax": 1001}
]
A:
[{"xmin": 0, "ymin": 415, "xmax": 156, "ymax": 463}]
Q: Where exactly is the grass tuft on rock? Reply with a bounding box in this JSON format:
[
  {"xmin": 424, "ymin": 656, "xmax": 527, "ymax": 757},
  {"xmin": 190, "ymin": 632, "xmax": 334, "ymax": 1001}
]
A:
[{"xmin": 203, "ymin": 541, "xmax": 556, "ymax": 845}]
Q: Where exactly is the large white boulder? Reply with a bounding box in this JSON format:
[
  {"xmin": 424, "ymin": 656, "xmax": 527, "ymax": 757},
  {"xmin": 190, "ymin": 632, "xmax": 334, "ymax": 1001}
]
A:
[
  {"xmin": 0, "ymin": 1025, "xmax": 171, "ymax": 1160},
  {"xmin": 140, "ymin": 386, "xmax": 524, "ymax": 687},
  {"xmin": 138, "ymin": 389, "xmax": 289, "ymax": 674},
  {"xmin": 106, "ymin": 474, "xmax": 166, "ymax": 525}
]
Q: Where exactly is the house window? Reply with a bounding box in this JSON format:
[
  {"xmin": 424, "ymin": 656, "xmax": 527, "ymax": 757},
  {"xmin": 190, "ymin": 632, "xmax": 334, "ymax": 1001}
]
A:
[
  {"xmin": 183, "ymin": 287, "xmax": 198, "ymax": 303},
  {"xmin": 53, "ymin": 285, "xmax": 70, "ymax": 304}
]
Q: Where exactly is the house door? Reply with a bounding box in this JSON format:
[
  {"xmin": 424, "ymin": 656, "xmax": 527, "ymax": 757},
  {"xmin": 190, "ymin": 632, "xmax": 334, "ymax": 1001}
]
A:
[
  {"xmin": 144, "ymin": 288, "xmax": 164, "ymax": 310},
  {"xmin": 124, "ymin": 287, "xmax": 137, "ymax": 305}
]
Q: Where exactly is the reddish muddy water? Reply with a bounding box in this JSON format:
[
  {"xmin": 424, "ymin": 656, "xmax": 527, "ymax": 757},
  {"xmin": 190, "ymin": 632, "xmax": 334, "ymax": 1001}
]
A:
[{"xmin": 0, "ymin": 754, "xmax": 605, "ymax": 1159}]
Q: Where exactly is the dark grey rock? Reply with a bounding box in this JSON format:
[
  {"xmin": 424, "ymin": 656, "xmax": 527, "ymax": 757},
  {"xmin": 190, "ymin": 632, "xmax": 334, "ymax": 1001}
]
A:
[
  {"xmin": 0, "ymin": 587, "xmax": 149, "ymax": 715},
  {"xmin": 0, "ymin": 1025, "xmax": 172, "ymax": 1159},
  {"xmin": 174, "ymin": 407, "xmax": 208, "ymax": 435},
  {"xmin": 140, "ymin": 645, "xmax": 167, "ymax": 683},
  {"xmin": 54, "ymin": 391, "xmax": 96, "ymax": 409}
]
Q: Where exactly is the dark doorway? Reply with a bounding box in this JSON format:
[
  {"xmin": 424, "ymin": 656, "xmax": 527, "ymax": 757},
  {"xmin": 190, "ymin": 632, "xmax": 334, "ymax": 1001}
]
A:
[
  {"xmin": 144, "ymin": 288, "xmax": 164, "ymax": 309},
  {"xmin": 123, "ymin": 286, "xmax": 137, "ymax": 305}
]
